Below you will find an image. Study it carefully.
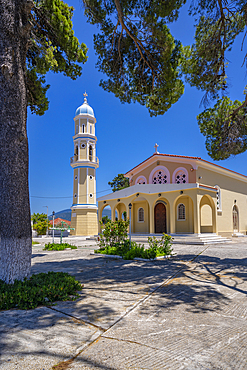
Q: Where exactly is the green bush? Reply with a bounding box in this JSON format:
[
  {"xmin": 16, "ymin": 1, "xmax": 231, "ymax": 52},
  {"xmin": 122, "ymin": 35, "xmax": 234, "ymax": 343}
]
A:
[
  {"xmin": 43, "ymin": 243, "xmax": 77, "ymax": 251},
  {"xmin": 0, "ymin": 272, "xmax": 83, "ymax": 310},
  {"xmin": 98, "ymin": 219, "xmax": 129, "ymax": 248},
  {"xmin": 95, "ymin": 233, "xmax": 173, "ymax": 260}
]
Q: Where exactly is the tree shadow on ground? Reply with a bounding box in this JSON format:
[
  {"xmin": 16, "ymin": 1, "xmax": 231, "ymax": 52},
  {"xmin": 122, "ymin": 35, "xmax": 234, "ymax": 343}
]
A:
[{"xmin": 0, "ymin": 247, "xmax": 246, "ymax": 367}]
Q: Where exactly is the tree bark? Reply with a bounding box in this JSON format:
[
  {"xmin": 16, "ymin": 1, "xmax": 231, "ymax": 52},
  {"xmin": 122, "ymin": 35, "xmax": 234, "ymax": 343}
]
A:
[{"xmin": 0, "ymin": 0, "xmax": 32, "ymax": 284}]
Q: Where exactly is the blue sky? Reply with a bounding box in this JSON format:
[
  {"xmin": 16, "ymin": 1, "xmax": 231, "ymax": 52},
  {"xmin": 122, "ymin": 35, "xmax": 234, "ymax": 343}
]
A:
[{"xmin": 28, "ymin": 1, "xmax": 247, "ymax": 216}]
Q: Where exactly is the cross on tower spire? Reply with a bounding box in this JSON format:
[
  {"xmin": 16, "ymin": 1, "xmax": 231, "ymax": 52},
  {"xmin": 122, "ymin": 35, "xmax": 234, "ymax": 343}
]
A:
[
  {"xmin": 83, "ymin": 91, "xmax": 88, "ymax": 103},
  {"xmin": 154, "ymin": 143, "xmax": 159, "ymax": 154}
]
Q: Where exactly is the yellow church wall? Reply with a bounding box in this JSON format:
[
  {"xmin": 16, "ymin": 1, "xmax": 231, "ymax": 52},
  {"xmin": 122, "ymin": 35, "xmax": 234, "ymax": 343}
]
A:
[
  {"xmin": 132, "ymin": 201, "xmax": 149, "ymax": 233},
  {"xmin": 196, "ymin": 167, "xmax": 247, "ymax": 235},
  {"xmin": 175, "ymin": 196, "xmax": 194, "ymax": 233},
  {"xmin": 131, "ymin": 160, "xmax": 196, "ymax": 185},
  {"xmin": 216, "ymin": 189, "xmax": 247, "ymax": 235}
]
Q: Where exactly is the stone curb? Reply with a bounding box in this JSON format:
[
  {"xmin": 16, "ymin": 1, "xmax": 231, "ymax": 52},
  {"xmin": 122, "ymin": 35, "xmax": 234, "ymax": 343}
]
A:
[{"xmin": 90, "ymin": 252, "xmax": 171, "ymax": 261}]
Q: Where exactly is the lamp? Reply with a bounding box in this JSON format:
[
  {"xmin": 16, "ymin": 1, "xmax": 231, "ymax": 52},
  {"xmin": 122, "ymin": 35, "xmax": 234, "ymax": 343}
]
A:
[
  {"xmin": 180, "ymin": 191, "xmax": 183, "ymax": 195},
  {"xmin": 158, "ymin": 193, "xmax": 161, "ymax": 197},
  {"xmin": 52, "ymin": 211, "xmax": 55, "ymax": 243},
  {"xmin": 128, "ymin": 203, "xmax": 132, "ymax": 249}
]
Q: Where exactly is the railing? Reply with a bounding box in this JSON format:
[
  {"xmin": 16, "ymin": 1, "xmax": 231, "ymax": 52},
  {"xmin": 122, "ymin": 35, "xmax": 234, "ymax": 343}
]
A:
[{"xmin": 70, "ymin": 156, "xmax": 99, "ymax": 164}]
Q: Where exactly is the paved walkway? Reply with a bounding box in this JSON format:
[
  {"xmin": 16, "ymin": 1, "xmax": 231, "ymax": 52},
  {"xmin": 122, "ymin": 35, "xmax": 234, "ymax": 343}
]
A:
[{"xmin": 0, "ymin": 238, "xmax": 246, "ymax": 369}]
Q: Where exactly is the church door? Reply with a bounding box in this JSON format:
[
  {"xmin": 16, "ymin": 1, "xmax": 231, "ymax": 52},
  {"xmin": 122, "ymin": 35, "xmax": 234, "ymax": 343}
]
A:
[{"xmin": 154, "ymin": 203, "xmax": 167, "ymax": 233}]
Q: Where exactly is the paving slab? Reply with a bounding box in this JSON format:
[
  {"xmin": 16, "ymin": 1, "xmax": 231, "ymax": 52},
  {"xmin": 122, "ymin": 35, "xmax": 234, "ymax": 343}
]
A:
[
  {"xmin": 1, "ymin": 240, "xmax": 246, "ymax": 369},
  {"xmin": 70, "ymin": 242, "xmax": 247, "ymax": 369},
  {"xmin": 0, "ymin": 307, "xmax": 102, "ymax": 370}
]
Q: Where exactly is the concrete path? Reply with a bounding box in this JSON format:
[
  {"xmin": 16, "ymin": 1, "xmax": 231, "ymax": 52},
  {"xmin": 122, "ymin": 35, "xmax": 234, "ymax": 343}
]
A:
[{"xmin": 0, "ymin": 238, "xmax": 246, "ymax": 369}]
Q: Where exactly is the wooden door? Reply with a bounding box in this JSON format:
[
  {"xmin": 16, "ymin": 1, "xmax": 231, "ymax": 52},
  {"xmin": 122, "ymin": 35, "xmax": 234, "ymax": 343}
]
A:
[{"xmin": 155, "ymin": 203, "xmax": 166, "ymax": 233}]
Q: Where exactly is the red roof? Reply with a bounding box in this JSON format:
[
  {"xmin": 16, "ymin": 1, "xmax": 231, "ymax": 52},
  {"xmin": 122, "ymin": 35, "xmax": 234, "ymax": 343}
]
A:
[
  {"xmin": 124, "ymin": 153, "xmax": 247, "ymax": 179},
  {"xmin": 49, "ymin": 218, "xmax": 71, "ymax": 226}
]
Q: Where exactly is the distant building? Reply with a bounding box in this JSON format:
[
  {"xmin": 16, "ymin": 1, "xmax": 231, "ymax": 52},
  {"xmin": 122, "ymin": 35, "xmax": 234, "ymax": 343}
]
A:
[
  {"xmin": 70, "ymin": 93, "xmax": 98, "ymax": 236},
  {"xmin": 97, "ymin": 146, "xmax": 247, "ymax": 237},
  {"xmin": 49, "ymin": 218, "xmax": 71, "ymax": 227}
]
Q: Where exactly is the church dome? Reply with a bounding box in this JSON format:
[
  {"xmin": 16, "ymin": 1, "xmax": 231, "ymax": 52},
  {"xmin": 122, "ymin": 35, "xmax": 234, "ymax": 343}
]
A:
[{"xmin": 75, "ymin": 93, "xmax": 94, "ymax": 117}]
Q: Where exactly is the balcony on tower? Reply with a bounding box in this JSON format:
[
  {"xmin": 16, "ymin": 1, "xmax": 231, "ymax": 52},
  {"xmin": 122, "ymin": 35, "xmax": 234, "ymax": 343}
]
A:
[{"xmin": 70, "ymin": 155, "xmax": 99, "ymax": 165}]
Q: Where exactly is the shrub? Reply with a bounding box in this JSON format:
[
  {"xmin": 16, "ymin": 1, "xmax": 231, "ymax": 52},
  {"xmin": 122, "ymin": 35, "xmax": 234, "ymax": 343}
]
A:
[
  {"xmin": 95, "ymin": 233, "xmax": 173, "ymax": 260},
  {"xmin": 0, "ymin": 272, "xmax": 83, "ymax": 310},
  {"xmin": 43, "ymin": 243, "xmax": 77, "ymax": 251},
  {"xmin": 99, "ymin": 219, "xmax": 129, "ymax": 248}
]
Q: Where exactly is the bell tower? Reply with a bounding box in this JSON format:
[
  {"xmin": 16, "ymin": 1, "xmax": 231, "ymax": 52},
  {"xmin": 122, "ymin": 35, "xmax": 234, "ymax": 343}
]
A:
[{"xmin": 70, "ymin": 92, "xmax": 99, "ymax": 236}]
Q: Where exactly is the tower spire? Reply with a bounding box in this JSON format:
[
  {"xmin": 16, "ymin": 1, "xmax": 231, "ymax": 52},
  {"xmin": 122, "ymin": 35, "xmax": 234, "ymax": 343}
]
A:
[{"xmin": 83, "ymin": 91, "xmax": 88, "ymax": 103}]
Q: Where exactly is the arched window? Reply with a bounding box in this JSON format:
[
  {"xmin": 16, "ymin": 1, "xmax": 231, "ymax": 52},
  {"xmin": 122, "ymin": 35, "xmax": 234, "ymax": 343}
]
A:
[
  {"xmin": 135, "ymin": 176, "xmax": 147, "ymax": 185},
  {"xmin": 172, "ymin": 167, "xmax": 188, "ymax": 184},
  {"xmin": 138, "ymin": 207, "xmax": 144, "ymax": 222},
  {"xmin": 152, "ymin": 169, "xmax": 168, "ymax": 184},
  {"xmin": 82, "ymin": 124, "xmax": 85, "ymax": 133},
  {"xmin": 215, "ymin": 185, "xmax": 222, "ymax": 211},
  {"xmin": 89, "ymin": 145, "xmax": 93, "ymax": 161},
  {"xmin": 177, "ymin": 203, "xmax": 185, "ymax": 220}
]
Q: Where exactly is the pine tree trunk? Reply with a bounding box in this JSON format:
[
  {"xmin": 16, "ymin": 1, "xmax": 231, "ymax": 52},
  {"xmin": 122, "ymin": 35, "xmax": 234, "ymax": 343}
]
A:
[{"xmin": 0, "ymin": 0, "xmax": 32, "ymax": 284}]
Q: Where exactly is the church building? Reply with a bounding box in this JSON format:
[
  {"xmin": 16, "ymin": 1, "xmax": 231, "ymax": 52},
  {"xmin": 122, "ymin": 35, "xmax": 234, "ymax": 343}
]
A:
[{"xmin": 97, "ymin": 145, "xmax": 247, "ymax": 237}]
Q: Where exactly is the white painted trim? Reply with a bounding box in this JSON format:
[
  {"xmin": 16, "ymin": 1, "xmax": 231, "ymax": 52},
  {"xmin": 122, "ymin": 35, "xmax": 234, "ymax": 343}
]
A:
[
  {"xmin": 77, "ymin": 168, "xmax": 80, "ymax": 203},
  {"xmin": 135, "ymin": 175, "xmax": 147, "ymax": 185},
  {"xmin": 177, "ymin": 203, "xmax": 186, "ymax": 221},
  {"xmin": 125, "ymin": 155, "xmax": 197, "ymax": 178},
  {"xmin": 73, "ymin": 133, "xmax": 97, "ymax": 141},
  {"xmin": 125, "ymin": 153, "xmax": 247, "ymax": 183},
  {"xmin": 138, "ymin": 207, "xmax": 144, "ymax": 223},
  {"xmin": 98, "ymin": 183, "xmax": 202, "ymax": 201},
  {"xmin": 149, "ymin": 166, "xmax": 170, "ymax": 184},
  {"xmin": 71, "ymin": 204, "xmax": 98, "ymax": 210},
  {"xmin": 172, "ymin": 167, "xmax": 189, "ymax": 184},
  {"xmin": 73, "ymin": 114, "xmax": 96, "ymax": 124},
  {"xmin": 86, "ymin": 168, "xmax": 88, "ymax": 203}
]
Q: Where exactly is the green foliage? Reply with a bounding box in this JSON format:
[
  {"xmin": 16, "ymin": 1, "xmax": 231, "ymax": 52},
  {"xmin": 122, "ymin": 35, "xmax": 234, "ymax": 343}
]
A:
[
  {"xmin": 84, "ymin": 0, "xmax": 185, "ymax": 117},
  {"xmin": 43, "ymin": 243, "xmax": 77, "ymax": 250},
  {"xmin": 99, "ymin": 219, "xmax": 130, "ymax": 248},
  {"xmin": 108, "ymin": 174, "xmax": 130, "ymax": 192},
  {"xmin": 95, "ymin": 233, "xmax": 173, "ymax": 260},
  {"xmin": 32, "ymin": 241, "xmax": 40, "ymax": 245},
  {"xmin": 83, "ymin": 0, "xmax": 247, "ymax": 158},
  {"xmin": 32, "ymin": 213, "xmax": 49, "ymax": 235},
  {"xmin": 27, "ymin": 0, "xmax": 88, "ymax": 115},
  {"xmin": 197, "ymin": 97, "xmax": 247, "ymax": 160},
  {"xmin": 0, "ymin": 272, "xmax": 83, "ymax": 310},
  {"xmin": 102, "ymin": 215, "xmax": 111, "ymax": 224}
]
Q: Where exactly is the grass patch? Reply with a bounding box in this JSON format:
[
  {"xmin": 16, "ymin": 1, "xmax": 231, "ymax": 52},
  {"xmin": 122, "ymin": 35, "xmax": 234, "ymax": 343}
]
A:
[
  {"xmin": 0, "ymin": 272, "xmax": 83, "ymax": 310},
  {"xmin": 43, "ymin": 243, "xmax": 77, "ymax": 251},
  {"xmin": 32, "ymin": 241, "xmax": 40, "ymax": 245}
]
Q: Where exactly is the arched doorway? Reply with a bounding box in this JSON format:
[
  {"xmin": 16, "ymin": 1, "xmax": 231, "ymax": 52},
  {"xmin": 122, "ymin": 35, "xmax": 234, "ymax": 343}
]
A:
[
  {"xmin": 233, "ymin": 205, "xmax": 239, "ymax": 232},
  {"xmin": 154, "ymin": 203, "xmax": 166, "ymax": 233}
]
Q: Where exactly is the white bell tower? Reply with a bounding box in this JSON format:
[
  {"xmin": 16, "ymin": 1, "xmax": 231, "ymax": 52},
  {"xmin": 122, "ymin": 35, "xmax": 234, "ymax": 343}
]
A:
[{"xmin": 70, "ymin": 92, "xmax": 99, "ymax": 236}]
